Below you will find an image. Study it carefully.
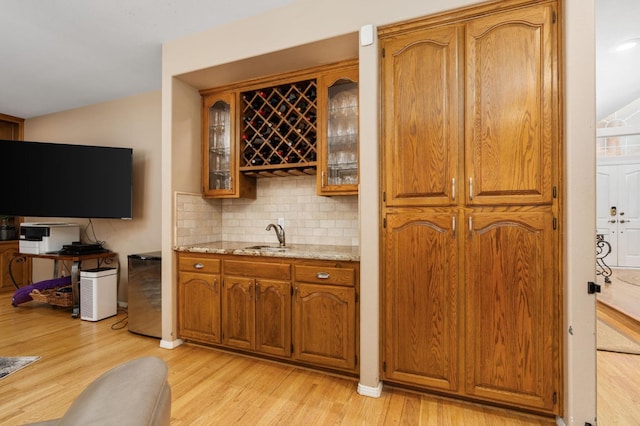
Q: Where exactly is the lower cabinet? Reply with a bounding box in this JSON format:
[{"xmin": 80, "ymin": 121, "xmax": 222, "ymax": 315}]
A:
[
  {"xmin": 176, "ymin": 252, "xmax": 360, "ymax": 375},
  {"xmin": 293, "ymin": 264, "xmax": 357, "ymax": 371},
  {"xmin": 0, "ymin": 241, "xmax": 31, "ymax": 292},
  {"xmin": 177, "ymin": 254, "xmax": 221, "ymax": 344},
  {"xmin": 382, "ymin": 208, "xmax": 560, "ymax": 414},
  {"xmin": 222, "ymin": 259, "xmax": 291, "ymax": 357}
]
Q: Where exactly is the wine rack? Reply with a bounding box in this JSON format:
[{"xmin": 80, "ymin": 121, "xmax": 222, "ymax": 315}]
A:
[{"xmin": 240, "ymin": 79, "xmax": 318, "ymax": 177}]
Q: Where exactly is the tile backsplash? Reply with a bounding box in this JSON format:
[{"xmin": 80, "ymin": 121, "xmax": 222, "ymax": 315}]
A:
[{"xmin": 175, "ymin": 176, "xmax": 359, "ymax": 247}]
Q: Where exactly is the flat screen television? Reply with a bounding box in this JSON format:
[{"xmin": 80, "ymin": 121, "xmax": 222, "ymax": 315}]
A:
[{"xmin": 0, "ymin": 139, "xmax": 133, "ymax": 219}]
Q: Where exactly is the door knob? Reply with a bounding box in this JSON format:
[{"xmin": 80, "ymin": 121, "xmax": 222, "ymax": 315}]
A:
[{"xmin": 609, "ymin": 220, "xmax": 617, "ymax": 223}]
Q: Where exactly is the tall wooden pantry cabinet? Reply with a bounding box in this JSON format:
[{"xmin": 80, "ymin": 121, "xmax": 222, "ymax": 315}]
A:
[{"xmin": 380, "ymin": 0, "xmax": 561, "ymax": 415}]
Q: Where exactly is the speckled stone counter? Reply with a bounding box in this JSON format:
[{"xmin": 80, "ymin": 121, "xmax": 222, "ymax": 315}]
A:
[{"xmin": 174, "ymin": 241, "xmax": 360, "ymax": 262}]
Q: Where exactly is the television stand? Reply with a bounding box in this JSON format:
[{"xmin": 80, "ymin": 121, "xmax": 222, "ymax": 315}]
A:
[{"xmin": 18, "ymin": 251, "xmax": 118, "ymax": 318}]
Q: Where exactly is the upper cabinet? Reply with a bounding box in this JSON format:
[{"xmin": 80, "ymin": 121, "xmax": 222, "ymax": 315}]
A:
[
  {"xmin": 202, "ymin": 91, "xmax": 256, "ymax": 199},
  {"xmin": 200, "ymin": 60, "xmax": 358, "ymax": 198},
  {"xmin": 317, "ymin": 65, "xmax": 359, "ymax": 196},
  {"xmin": 383, "ymin": 3, "xmax": 557, "ymax": 208},
  {"xmin": 382, "ymin": 25, "xmax": 462, "ymax": 207},
  {"xmin": 465, "ymin": 5, "xmax": 557, "ymax": 206}
]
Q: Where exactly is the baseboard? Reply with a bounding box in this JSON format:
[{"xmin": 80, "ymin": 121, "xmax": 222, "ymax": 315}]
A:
[
  {"xmin": 117, "ymin": 301, "xmax": 128, "ymax": 309},
  {"xmin": 357, "ymin": 381, "xmax": 383, "ymax": 398},
  {"xmin": 159, "ymin": 338, "xmax": 183, "ymax": 349}
]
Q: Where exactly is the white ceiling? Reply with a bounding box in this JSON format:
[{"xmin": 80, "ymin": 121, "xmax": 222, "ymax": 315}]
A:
[
  {"xmin": 596, "ymin": 0, "xmax": 640, "ymax": 120},
  {"xmin": 0, "ymin": 0, "xmax": 637, "ymax": 120},
  {"xmin": 0, "ymin": 0, "xmax": 299, "ymax": 119}
]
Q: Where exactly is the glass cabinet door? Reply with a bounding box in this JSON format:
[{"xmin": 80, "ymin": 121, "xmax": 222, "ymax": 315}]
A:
[
  {"xmin": 208, "ymin": 99, "xmax": 232, "ymax": 192},
  {"xmin": 202, "ymin": 92, "xmax": 255, "ymax": 199},
  {"xmin": 318, "ymin": 65, "xmax": 359, "ymax": 195}
]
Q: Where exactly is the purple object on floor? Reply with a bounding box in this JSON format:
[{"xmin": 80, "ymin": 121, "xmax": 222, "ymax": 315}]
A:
[{"xmin": 11, "ymin": 276, "xmax": 72, "ymax": 306}]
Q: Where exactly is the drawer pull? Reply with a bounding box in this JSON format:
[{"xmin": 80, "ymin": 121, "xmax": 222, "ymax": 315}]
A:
[
  {"xmin": 193, "ymin": 263, "xmax": 204, "ymax": 269},
  {"xmin": 316, "ymin": 272, "xmax": 330, "ymax": 279}
]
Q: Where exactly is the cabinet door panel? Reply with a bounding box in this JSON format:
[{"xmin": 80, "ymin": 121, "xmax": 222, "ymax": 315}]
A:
[
  {"xmin": 383, "ymin": 210, "xmax": 460, "ymax": 391},
  {"xmin": 465, "ymin": 4, "xmax": 556, "ymax": 205},
  {"xmin": 222, "ymin": 275, "xmax": 254, "ymax": 350},
  {"xmin": 293, "ymin": 283, "xmax": 355, "ymax": 370},
  {"xmin": 465, "ymin": 209, "xmax": 558, "ymax": 412},
  {"xmin": 255, "ymin": 279, "xmax": 291, "ymax": 357},
  {"xmin": 1, "ymin": 242, "xmax": 30, "ymax": 291},
  {"xmin": 178, "ymin": 271, "xmax": 221, "ymax": 344},
  {"xmin": 382, "ymin": 25, "xmax": 461, "ymax": 207}
]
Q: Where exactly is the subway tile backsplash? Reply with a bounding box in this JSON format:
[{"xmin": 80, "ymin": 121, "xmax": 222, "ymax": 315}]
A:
[{"xmin": 175, "ymin": 176, "xmax": 359, "ymax": 247}]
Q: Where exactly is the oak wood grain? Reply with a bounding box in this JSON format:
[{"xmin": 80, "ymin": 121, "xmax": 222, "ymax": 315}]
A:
[{"xmin": 0, "ymin": 290, "xmax": 562, "ymax": 425}]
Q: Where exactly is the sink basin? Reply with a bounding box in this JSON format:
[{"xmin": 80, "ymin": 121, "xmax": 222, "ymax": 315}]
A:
[{"xmin": 244, "ymin": 245, "xmax": 290, "ymax": 251}]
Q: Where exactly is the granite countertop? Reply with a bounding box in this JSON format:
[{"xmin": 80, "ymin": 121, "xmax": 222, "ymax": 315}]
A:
[{"xmin": 174, "ymin": 241, "xmax": 360, "ymax": 262}]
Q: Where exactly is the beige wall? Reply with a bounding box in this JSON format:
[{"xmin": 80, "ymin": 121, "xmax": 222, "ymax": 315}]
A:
[
  {"xmin": 24, "ymin": 90, "xmax": 162, "ymax": 302},
  {"xmin": 160, "ymin": 0, "xmax": 596, "ymax": 424}
]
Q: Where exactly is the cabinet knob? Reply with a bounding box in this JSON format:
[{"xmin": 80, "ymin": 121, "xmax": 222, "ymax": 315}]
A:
[
  {"xmin": 193, "ymin": 262, "xmax": 204, "ymax": 269},
  {"xmin": 316, "ymin": 272, "xmax": 330, "ymax": 279}
]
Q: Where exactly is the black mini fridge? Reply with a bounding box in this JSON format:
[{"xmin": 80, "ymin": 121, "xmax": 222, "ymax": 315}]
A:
[{"xmin": 128, "ymin": 251, "xmax": 161, "ymax": 338}]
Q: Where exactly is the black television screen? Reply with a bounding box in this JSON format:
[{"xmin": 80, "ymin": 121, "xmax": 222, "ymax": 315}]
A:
[{"xmin": 0, "ymin": 139, "xmax": 133, "ymax": 219}]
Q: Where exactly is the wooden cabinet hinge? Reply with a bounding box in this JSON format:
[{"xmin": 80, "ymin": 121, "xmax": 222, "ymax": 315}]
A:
[
  {"xmin": 291, "ymin": 344, "xmax": 294, "ymax": 353},
  {"xmin": 553, "ymin": 217, "xmax": 557, "ymax": 230},
  {"xmin": 383, "ymin": 217, "xmax": 387, "ymax": 228},
  {"xmin": 552, "ymin": 11, "xmax": 557, "ymax": 24},
  {"xmin": 382, "ymin": 47, "xmax": 386, "ymax": 58},
  {"xmin": 553, "ymin": 186, "xmax": 557, "ymax": 198},
  {"xmin": 383, "ymin": 361, "xmax": 387, "ymax": 372},
  {"xmin": 355, "ymin": 355, "xmax": 358, "ymax": 366},
  {"xmin": 383, "ymin": 191, "xmax": 386, "ymax": 202},
  {"xmin": 355, "ymin": 292, "xmax": 359, "ymax": 303},
  {"xmin": 552, "ymin": 391, "xmax": 558, "ymax": 404}
]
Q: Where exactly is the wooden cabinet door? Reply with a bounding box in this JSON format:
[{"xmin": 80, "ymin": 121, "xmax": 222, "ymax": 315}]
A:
[
  {"xmin": 0, "ymin": 242, "xmax": 30, "ymax": 291},
  {"xmin": 381, "ymin": 25, "xmax": 462, "ymax": 207},
  {"xmin": 465, "ymin": 3, "xmax": 557, "ymax": 206},
  {"xmin": 178, "ymin": 271, "xmax": 221, "ymax": 344},
  {"xmin": 465, "ymin": 209, "xmax": 559, "ymax": 413},
  {"xmin": 293, "ymin": 282, "xmax": 356, "ymax": 371},
  {"xmin": 382, "ymin": 210, "xmax": 460, "ymax": 391},
  {"xmin": 222, "ymin": 275, "xmax": 255, "ymax": 350},
  {"xmin": 255, "ymin": 279, "xmax": 291, "ymax": 357}
]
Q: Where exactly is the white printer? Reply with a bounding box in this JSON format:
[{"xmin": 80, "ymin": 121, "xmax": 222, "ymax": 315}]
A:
[{"xmin": 19, "ymin": 222, "xmax": 80, "ymax": 254}]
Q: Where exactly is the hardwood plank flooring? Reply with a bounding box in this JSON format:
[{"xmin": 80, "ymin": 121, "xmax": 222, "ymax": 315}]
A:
[
  {"xmin": 596, "ymin": 267, "xmax": 640, "ymax": 426},
  {"xmin": 597, "ymin": 267, "xmax": 640, "ymax": 322},
  {"xmin": 1, "ymin": 288, "xmax": 637, "ymax": 425}
]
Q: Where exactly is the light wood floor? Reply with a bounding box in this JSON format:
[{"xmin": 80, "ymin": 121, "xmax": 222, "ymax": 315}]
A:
[
  {"xmin": 597, "ymin": 267, "xmax": 640, "ymax": 322},
  {"xmin": 596, "ymin": 267, "xmax": 640, "ymax": 426},
  {"xmin": 0, "ymin": 287, "xmax": 637, "ymax": 425}
]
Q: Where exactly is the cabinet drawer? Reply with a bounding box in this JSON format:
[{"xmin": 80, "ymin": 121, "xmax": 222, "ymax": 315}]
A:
[
  {"xmin": 178, "ymin": 255, "xmax": 221, "ymax": 274},
  {"xmin": 223, "ymin": 260, "xmax": 291, "ymax": 281},
  {"xmin": 294, "ymin": 265, "xmax": 355, "ymax": 287}
]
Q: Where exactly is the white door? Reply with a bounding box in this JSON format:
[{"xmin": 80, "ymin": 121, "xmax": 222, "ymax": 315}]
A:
[
  {"xmin": 617, "ymin": 164, "xmax": 640, "ymax": 267},
  {"xmin": 597, "ymin": 163, "xmax": 640, "ymax": 268},
  {"xmin": 596, "ymin": 165, "xmax": 618, "ymax": 265}
]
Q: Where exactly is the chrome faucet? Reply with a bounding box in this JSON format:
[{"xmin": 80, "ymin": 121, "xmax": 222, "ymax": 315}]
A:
[{"xmin": 265, "ymin": 223, "xmax": 286, "ymax": 247}]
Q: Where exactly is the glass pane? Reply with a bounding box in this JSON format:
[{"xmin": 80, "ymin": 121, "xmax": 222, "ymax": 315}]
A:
[
  {"xmin": 327, "ymin": 79, "xmax": 358, "ymax": 186},
  {"xmin": 208, "ymin": 100, "xmax": 231, "ymax": 190}
]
